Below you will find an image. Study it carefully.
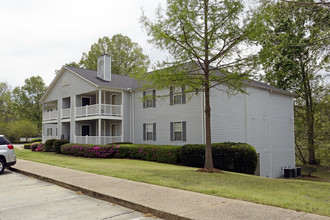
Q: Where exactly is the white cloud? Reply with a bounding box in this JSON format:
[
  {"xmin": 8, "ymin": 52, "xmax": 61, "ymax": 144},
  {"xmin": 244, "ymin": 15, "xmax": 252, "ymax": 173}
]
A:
[{"xmin": 0, "ymin": 0, "xmax": 167, "ymax": 87}]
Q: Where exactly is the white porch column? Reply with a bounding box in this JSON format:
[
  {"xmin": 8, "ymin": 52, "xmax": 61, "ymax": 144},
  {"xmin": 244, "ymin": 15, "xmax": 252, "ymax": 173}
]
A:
[
  {"xmin": 58, "ymin": 98, "xmax": 62, "ymax": 139},
  {"xmin": 98, "ymin": 118, "xmax": 101, "ymax": 145},
  {"xmin": 121, "ymin": 91, "xmax": 124, "ymax": 142},
  {"xmin": 71, "ymin": 95, "xmax": 76, "ymax": 143},
  {"xmin": 99, "ymin": 89, "xmax": 102, "ymax": 114}
]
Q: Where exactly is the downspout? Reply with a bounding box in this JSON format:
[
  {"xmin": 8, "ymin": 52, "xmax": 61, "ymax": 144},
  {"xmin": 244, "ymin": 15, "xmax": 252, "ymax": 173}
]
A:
[
  {"xmin": 269, "ymin": 90, "xmax": 273, "ymax": 178},
  {"xmin": 245, "ymin": 88, "xmax": 249, "ymax": 143}
]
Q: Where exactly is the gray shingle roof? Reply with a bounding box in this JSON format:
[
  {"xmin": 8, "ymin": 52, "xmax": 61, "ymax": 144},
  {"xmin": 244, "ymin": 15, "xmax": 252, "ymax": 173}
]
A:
[
  {"xmin": 65, "ymin": 66, "xmax": 140, "ymax": 90},
  {"xmin": 65, "ymin": 65, "xmax": 294, "ymax": 96}
]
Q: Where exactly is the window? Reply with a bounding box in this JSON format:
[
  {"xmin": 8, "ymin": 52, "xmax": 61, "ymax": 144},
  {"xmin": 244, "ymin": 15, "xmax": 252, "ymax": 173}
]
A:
[
  {"xmin": 47, "ymin": 128, "xmax": 52, "ymax": 136},
  {"xmin": 143, "ymin": 123, "xmax": 156, "ymax": 141},
  {"xmin": 170, "ymin": 121, "xmax": 186, "ymax": 142},
  {"xmin": 143, "ymin": 90, "xmax": 156, "ymax": 108},
  {"xmin": 170, "ymin": 87, "xmax": 186, "ymax": 105}
]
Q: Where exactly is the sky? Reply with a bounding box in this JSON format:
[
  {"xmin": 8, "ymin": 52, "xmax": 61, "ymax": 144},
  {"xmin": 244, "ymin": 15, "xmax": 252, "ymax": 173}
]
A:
[{"xmin": 0, "ymin": 0, "xmax": 167, "ymax": 88}]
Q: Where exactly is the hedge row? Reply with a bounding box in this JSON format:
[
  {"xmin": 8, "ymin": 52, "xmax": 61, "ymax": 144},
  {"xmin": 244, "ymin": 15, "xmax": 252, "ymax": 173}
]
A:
[
  {"xmin": 181, "ymin": 143, "xmax": 258, "ymax": 174},
  {"xmin": 60, "ymin": 142, "xmax": 257, "ymax": 174},
  {"xmin": 61, "ymin": 144, "xmax": 181, "ymax": 164}
]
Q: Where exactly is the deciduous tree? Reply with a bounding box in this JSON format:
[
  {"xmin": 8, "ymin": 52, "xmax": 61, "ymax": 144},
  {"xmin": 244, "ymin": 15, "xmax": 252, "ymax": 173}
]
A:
[
  {"xmin": 77, "ymin": 34, "xmax": 150, "ymax": 75},
  {"xmin": 12, "ymin": 76, "xmax": 47, "ymax": 130},
  {"xmin": 136, "ymin": 0, "xmax": 260, "ymax": 171},
  {"xmin": 256, "ymin": 0, "xmax": 329, "ymax": 164}
]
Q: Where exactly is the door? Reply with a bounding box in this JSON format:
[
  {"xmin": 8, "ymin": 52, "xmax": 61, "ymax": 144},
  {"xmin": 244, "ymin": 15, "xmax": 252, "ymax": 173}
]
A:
[
  {"xmin": 111, "ymin": 95, "xmax": 117, "ymax": 115},
  {"xmin": 82, "ymin": 97, "xmax": 91, "ymax": 106},
  {"xmin": 111, "ymin": 124, "xmax": 117, "ymax": 136},
  {"xmin": 81, "ymin": 125, "xmax": 90, "ymax": 136}
]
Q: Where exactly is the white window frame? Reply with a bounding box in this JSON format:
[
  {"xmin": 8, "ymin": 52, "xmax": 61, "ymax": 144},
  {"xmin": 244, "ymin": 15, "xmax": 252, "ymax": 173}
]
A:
[
  {"xmin": 146, "ymin": 122, "xmax": 154, "ymax": 141},
  {"xmin": 145, "ymin": 90, "xmax": 153, "ymax": 108},
  {"xmin": 173, "ymin": 122, "xmax": 183, "ymax": 141}
]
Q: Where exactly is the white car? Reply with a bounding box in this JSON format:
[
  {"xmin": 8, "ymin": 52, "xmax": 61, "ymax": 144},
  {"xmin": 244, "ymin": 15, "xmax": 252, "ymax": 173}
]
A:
[{"xmin": 0, "ymin": 135, "xmax": 16, "ymax": 174}]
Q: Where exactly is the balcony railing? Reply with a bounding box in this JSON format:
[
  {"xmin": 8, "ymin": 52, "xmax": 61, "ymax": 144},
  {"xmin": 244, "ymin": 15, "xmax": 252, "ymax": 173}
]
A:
[
  {"xmin": 43, "ymin": 111, "xmax": 58, "ymax": 121},
  {"xmin": 76, "ymin": 104, "xmax": 122, "ymax": 118},
  {"xmin": 62, "ymin": 108, "xmax": 71, "ymax": 119},
  {"xmin": 76, "ymin": 136, "xmax": 122, "ymax": 145}
]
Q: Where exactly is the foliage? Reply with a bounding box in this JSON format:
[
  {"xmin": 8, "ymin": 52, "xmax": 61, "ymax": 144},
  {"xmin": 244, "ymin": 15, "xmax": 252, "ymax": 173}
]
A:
[
  {"xmin": 44, "ymin": 139, "xmax": 57, "ymax": 152},
  {"xmin": 12, "ymin": 76, "xmax": 47, "ymax": 130},
  {"xmin": 181, "ymin": 143, "xmax": 258, "ymax": 174},
  {"xmin": 0, "ymin": 82, "xmax": 16, "ymax": 123},
  {"xmin": 76, "ymin": 34, "xmax": 150, "ymax": 75},
  {"xmin": 136, "ymin": 0, "xmax": 261, "ymax": 170},
  {"xmin": 7, "ymin": 120, "xmax": 38, "ymax": 142},
  {"xmin": 256, "ymin": 0, "xmax": 330, "ymax": 164},
  {"xmin": 117, "ymin": 144, "xmax": 181, "ymax": 164},
  {"xmin": 61, "ymin": 143, "xmax": 181, "ymax": 164},
  {"xmin": 53, "ymin": 139, "xmax": 69, "ymax": 153},
  {"xmin": 301, "ymin": 164, "xmax": 317, "ymax": 176},
  {"xmin": 30, "ymin": 142, "xmax": 43, "ymax": 151},
  {"xmin": 30, "ymin": 138, "xmax": 42, "ymax": 143},
  {"xmin": 24, "ymin": 143, "xmax": 31, "ymax": 149}
]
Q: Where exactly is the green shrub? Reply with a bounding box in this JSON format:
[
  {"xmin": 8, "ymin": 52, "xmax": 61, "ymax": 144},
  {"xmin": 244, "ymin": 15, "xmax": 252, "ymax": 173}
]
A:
[
  {"xmin": 181, "ymin": 142, "xmax": 258, "ymax": 174},
  {"xmin": 53, "ymin": 139, "xmax": 69, "ymax": 153},
  {"xmin": 44, "ymin": 139, "xmax": 57, "ymax": 152},
  {"xmin": 30, "ymin": 138, "xmax": 42, "ymax": 143},
  {"xmin": 61, "ymin": 143, "xmax": 181, "ymax": 164},
  {"xmin": 117, "ymin": 144, "xmax": 181, "ymax": 164},
  {"xmin": 24, "ymin": 143, "xmax": 31, "ymax": 149}
]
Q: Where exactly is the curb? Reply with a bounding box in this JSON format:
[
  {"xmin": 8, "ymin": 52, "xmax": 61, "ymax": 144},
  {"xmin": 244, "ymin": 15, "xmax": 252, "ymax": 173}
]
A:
[{"xmin": 9, "ymin": 167, "xmax": 191, "ymax": 220}]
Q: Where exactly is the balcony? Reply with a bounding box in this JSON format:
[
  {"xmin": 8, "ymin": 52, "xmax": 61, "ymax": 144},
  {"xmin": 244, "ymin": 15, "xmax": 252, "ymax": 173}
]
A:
[
  {"xmin": 75, "ymin": 136, "xmax": 122, "ymax": 145},
  {"xmin": 76, "ymin": 104, "xmax": 122, "ymax": 118},
  {"xmin": 62, "ymin": 108, "xmax": 71, "ymax": 119},
  {"xmin": 43, "ymin": 111, "xmax": 58, "ymax": 121}
]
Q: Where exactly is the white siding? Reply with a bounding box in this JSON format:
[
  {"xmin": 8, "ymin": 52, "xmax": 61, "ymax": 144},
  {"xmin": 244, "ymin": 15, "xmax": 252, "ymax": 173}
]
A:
[
  {"xmin": 133, "ymin": 89, "xmax": 204, "ymax": 145},
  {"xmin": 210, "ymin": 86, "xmax": 294, "ymax": 178},
  {"xmin": 270, "ymin": 93, "xmax": 295, "ymax": 177}
]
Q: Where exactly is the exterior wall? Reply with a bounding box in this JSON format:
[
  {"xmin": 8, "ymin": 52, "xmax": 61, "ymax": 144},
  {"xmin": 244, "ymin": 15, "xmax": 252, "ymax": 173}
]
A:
[
  {"xmin": 210, "ymin": 85, "xmax": 295, "ymax": 178},
  {"xmin": 269, "ymin": 93, "xmax": 295, "ymax": 177},
  {"xmin": 133, "ymin": 89, "xmax": 204, "ymax": 145},
  {"xmin": 44, "ymin": 70, "xmax": 96, "ymax": 103}
]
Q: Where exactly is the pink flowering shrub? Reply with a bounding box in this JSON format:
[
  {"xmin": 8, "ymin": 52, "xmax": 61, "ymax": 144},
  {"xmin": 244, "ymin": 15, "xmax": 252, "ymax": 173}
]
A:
[
  {"xmin": 61, "ymin": 144, "xmax": 181, "ymax": 164},
  {"xmin": 31, "ymin": 142, "xmax": 44, "ymax": 151}
]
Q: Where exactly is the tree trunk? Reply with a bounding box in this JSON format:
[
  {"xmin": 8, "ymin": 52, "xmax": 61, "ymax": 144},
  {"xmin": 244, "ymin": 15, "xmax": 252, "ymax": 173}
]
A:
[
  {"xmin": 203, "ymin": 0, "xmax": 214, "ymax": 172},
  {"xmin": 306, "ymin": 86, "xmax": 316, "ymax": 164},
  {"xmin": 204, "ymin": 81, "xmax": 214, "ymax": 170},
  {"xmin": 301, "ymin": 59, "xmax": 316, "ymax": 164}
]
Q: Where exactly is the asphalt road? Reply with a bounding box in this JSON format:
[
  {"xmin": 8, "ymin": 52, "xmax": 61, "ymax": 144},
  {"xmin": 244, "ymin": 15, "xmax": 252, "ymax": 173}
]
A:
[{"xmin": 0, "ymin": 170, "xmax": 158, "ymax": 220}]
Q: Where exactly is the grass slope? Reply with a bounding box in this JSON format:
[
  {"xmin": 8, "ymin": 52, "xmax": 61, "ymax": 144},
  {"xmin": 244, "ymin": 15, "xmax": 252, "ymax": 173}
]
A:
[{"xmin": 15, "ymin": 149, "xmax": 330, "ymax": 216}]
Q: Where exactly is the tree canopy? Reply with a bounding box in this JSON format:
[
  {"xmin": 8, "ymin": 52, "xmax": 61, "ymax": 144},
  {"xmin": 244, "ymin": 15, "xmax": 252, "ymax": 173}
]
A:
[
  {"xmin": 12, "ymin": 76, "xmax": 47, "ymax": 130},
  {"xmin": 136, "ymin": 0, "xmax": 260, "ymax": 171},
  {"xmin": 74, "ymin": 34, "xmax": 150, "ymax": 75}
]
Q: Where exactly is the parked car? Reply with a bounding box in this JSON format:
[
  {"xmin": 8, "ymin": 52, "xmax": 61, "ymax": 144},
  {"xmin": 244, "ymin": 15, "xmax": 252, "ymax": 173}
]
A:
[{"xmin": 0, "ymin": 135, "xmax": 16, "ymax": 174}]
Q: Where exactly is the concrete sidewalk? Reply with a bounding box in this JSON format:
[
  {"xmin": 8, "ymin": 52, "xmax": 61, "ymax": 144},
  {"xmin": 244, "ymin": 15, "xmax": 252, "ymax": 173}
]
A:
[{"xmin": 10, "ymin": 159, "xmax": 329, "ymax": 220}]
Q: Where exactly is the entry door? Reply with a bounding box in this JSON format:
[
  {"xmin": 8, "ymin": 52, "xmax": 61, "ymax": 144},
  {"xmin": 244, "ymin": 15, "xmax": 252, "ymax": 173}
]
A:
[
  {"xmin": 111, "ymin": 95, "xmax": 117, "ymax": 115},
  {"xmin": 111, "ymin": 124, "xmax": 117, "ymax": 136},
  {"xmin": 82, "ymin": 125, "xmax": 90, "ymax": 136},
  {"xmin": 82, "ymin": 97, "xmax": 91, "ymax": 106}
]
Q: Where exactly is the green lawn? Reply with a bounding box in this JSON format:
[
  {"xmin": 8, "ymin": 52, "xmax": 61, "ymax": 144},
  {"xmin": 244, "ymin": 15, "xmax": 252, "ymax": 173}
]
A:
[{"xmin": 15, "ymin": 149, "xmax": 330, "ymax": 216}]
